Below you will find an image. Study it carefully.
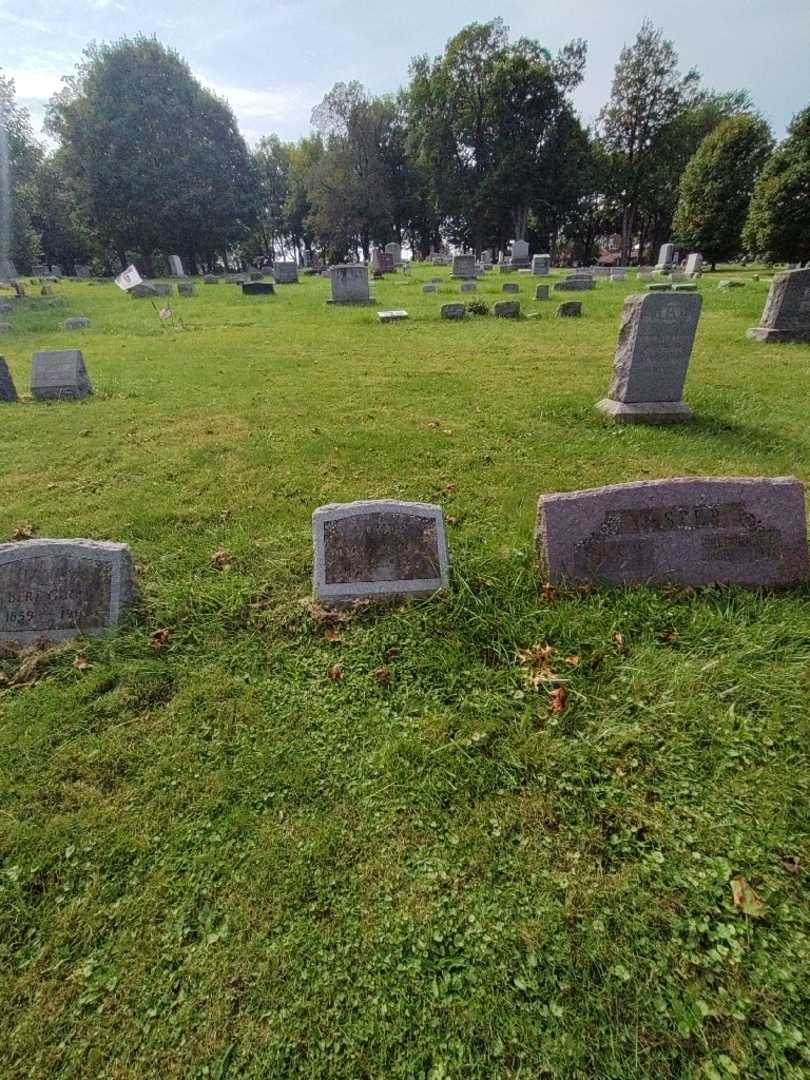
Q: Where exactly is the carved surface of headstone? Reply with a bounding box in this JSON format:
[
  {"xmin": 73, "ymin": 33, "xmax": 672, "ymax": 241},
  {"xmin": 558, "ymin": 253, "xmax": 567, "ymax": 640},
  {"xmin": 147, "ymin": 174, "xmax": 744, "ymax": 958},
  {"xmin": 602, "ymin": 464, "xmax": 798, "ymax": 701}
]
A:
[
  {"xmin": 273, "ymin": 262, "xmax": 299, "ymax": 284},
  {"xmin": 385, "ymin": 242, "xmax": 402, "ymax": 267},
  {"xmin": 422, "ymin": 284, "xmax": 437, "ymax": 294},
  {"xmin": 460, "ymin": 282, "xmax": 477, "ymax": 292},
  {"xmin": 313, "ymin": 500, "xmax": 450, "ymax": 606},
  {"xmin": 130, "ymin": 283, "xmax": 158, "ymax": 299},
  {"xmin": 685, "ymin": 253, "xmax": 703, "ymax": 277},
  {"xmin": 655, "ymin": 243, "xmax": 675, "ymax": 268},
  {"xmin": 494, "ymin": 300, "xmax": 520, "ymax": 318},
  {"xmin": 328, "ymin": 265, "xmax": 372, "ymax": 303},
  {"xmin": 502, "ymin": 283, "xmax": 519, "ymax": 293},
  {"xmin": 597, "ymin": 292, "xmax": 700, "ymax": 423},
  {"xmin": 441, "ymin": 303, "xmax": 466, "ymax": 320},
  {"xmin": 556, "ymin": 302, "xmax": 582, "ymax": 317},
  {"xmin": 31, "ymin": 350, "xmax": 93, "ymax": 401},
  {"xmin": 0, "ymin": 539, "xmax": 137, "ymax": 644},
  {"xmin": 747, "ymin": 268, "xmax": 810, "ymax": 343},
  {"xmin": 0, "ymin": 356, "xmax": 18, "ymax": 401},
  {"xmin": 510, "ymin": 239, "xmax": 530, "ymax": 267},
  {"xmin": 536, "ymin": 477, "xmax": 808, "ymax": 588},
  {"xmin": 535, "ymin": 285, "xmax": 549, "ymax": 301},
  {"xmin": 532, "ymin": 254, "xmax": 550, "ymax": 276},
  {"xmin": 64, "ymin": 318, "xmax": 90, "ymax": 330},
  {"xmin": 451, "ymin": 254, "xmax": 476, "ymax": 279}
]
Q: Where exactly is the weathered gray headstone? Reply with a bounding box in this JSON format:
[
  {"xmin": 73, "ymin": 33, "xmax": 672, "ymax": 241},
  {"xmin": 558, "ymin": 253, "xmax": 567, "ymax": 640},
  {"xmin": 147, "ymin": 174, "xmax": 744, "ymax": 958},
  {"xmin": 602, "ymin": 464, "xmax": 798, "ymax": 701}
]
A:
[
  {"xmin": 50, "ymin": 264, "xmax": 63, "ymax": 278},
  {"xmin": 74, "ymin": 264, "xmax": 91, "ymax": 279},
  {"xmin": 510, "ymin": 239, "xmax": 530, "ymax": 268},
  {"xmin": 177, "ymin": 282, "xmax": 196, "ymax": 296},
  {"xmin": 502, "ymin": 283, "xmax": 519, "ymax": 294},
  {"xmin": 673, "ymin": 283, "xmax": 697, "ymax": 292},
  {"xmin": 328, "ymin": 265, "xmax": 372, "ymax": 304},
  {"xmin": 441, "ymin": 303, "xmax": 466, "ymax": 320},
  {"xmin": 385, "ymin": 242, "xmax": 402, "ymax": 267},
  {"xmin": 647, "ymin": 282, "xmax": 672, "ymax": 292},
  {"xmin": 130, "ymin": 283, "xmax": 159, "ymax": 299},
  {"xmin": 655, "ymin": 243, "xmax": 675, "ymax": 269},
  {"xmin": 422, "ymin": 284, "xmax": 437, "ymax": 294},
  {"xmin": 451, "ymin": 254, "xmax": 477, "ymax": 279},
  {"xmin": 611, "ymin": 268, "xmax": 627, "ymax": 282},
  {"xmin": 0, "ymin": 357, "xmax": 18, "ymax": 401},
  {"xmin": 536, "ymin": 476, "xmax": 808, "ymax": 588},
  {"xmin": 532, "ymin": 254, "xmax": 550, "ymax": 276},
  {"xmin": 152, "ymin": 283, "xmax": 172, "ymax": 296},
  {"xmin": 31, "ymin": 263, "xmax": 49, "ymax": 277},
  {"xmin": 31, "ymin": 350, "xmax": 93, "ymax": 401},
  {"xmin": 242, "ymin": 281, "xmax": 274, "ymax": 296},
  {"xmin": 313, "ymin": 500, "xmax": 449, "ymax": 606},
  {"xmin": 378, "ymin": 310, "xmax": 408, "ymax": 323},
  {"xmin": 64, "ymin": 318, "xmax": 90, "ymax": 330},
  {"xmin": 556, "ymin": 302, "xmax": 582, "ymax": 318},
  {"xmin": 203, "ymin": 275, "xmax": 219, "ymax": 284},
  {"xmin": 596, "ymin": 292, "xmax": 701, "ymax": 424},
  {"xmin": 460, "ymin": 281, "xmax": 477, "ymax": 293},
  {"xmin": 747, "ymin": 268, "xmax": 810, "ymax": 343},
  {"xmin": 494, "ymin": 300, "xmax": 520, "ymax": 318},
  {"xmin": 685, "ymin": 253, "xmax": 703, "ymax": 277},
  {"xmin": 273, "ymin": 262, "xmax": 299, "ymax": 284},
  {"xmin": 535, "ymin": 285, "xmax": 549, "ymax": 301},
  {"xmin": 554, "ymin": 279, "xmax": 595, "ymax": 292},
  {"xmin": 0, "ymin": 539, "xmax": 137, "ymax": 644},
  {"xmin": 168, "ymin": 255, "xmax": 185, "ymax": 277}
]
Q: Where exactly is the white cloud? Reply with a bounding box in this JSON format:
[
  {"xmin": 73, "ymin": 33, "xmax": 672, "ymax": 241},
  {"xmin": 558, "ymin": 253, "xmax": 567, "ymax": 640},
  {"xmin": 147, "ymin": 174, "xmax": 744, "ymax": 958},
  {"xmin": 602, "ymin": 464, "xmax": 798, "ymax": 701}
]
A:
[
  {"xmin": 0, "ymin": 8, "xmax": 52, "ymax": 34},
  {"xmin": 194, "ymin": 73, "xmax": 318, "ymax": 142},
  {"xmin": 3, "ymin": 66, "xmax": 65, "ymax": 100}
]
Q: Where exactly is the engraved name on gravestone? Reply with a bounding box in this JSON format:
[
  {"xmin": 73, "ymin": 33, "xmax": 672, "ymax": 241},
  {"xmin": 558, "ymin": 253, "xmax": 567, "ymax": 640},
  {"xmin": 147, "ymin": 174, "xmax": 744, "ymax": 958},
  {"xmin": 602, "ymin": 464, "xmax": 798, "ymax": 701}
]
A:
[
  {"xmin": 747, "ymin": 267, "xmax": 810, "ymax": 343},
  {"xmin": 536, "ymin": 477, "xmax": 808, "ymax": 588},
  {"xmin": 597, "ymin": 292, "xmax": 701, "ymax": 424},
  {"xmin": 31, "ymin": 350, "xmax": 93, "ymax": 401},
  {"xmin": 0, "ymin": 357, "xmax": 18, "ymax": 401},
  {"xmin": 0, "ymin": 539, "xmax": 137, "ymax": 644},
  {"xmin": 313, "ymin": 500, "xmax": 450, "ymax": 606}
]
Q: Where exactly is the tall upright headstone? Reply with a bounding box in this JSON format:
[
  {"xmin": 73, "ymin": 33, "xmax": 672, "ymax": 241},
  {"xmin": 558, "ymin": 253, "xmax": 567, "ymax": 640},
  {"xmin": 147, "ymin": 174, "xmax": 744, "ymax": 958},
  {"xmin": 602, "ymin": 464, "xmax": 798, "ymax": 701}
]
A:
[
  {"xmin": 273, "ymin": 262, "xmax": 299, "ymax": 284},
  {"xmin": 451, "ymin": 254, "xmax": 476, "ymax": 279},
  {"xmin": 532, "ymin": 254, "xmax": 550, "ymax": 276},
  {"xmin": 655, "ymin": 243, "xmax": 675, "ymax": 269},
  {"xmin": 536, "ymin": 477, "xmax": 808, "ymax": 588},
  {"xmin": 510, "ymin": 239, "xmax": 530, "ymax": 269},
  {"xmin": 385, "ymin": 242, "xmax": 402, "ymax": 267},
  {"xmin": 0, "ymin": 356, "xmax": 18, "ymax": 401},
  {"xmin": 747, "ymin": 268, "xmax": 810, "ymax": 343},
  {"xmin": 168, "ymin": 255, "xmax": 185, "ymax": 277},
  {"xmin": 685, "ymin": 253, "xmax": 703, "ymax": 278},
  {"xmin": 0, "ymin": 539, "xmax": 137, "ymax": 644},
  {"xmin": 328, "ymin": 265, "xmax": 372, "ymax": 304},
  {"xmin": 313, "ymin": 500, "xmax": 450, "ymax": 607},
  {"xmin": 596, "ymin": 292, "xmax": 701, "ymax": 423},
  {"xmin": 31, "ymin": 350, "xmax": 93, "ymax": 401}
]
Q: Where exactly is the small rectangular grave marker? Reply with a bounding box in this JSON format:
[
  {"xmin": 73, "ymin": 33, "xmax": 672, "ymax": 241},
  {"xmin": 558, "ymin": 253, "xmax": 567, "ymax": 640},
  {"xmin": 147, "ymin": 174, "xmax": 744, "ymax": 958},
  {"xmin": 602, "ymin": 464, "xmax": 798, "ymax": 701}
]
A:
[
  {"xmin": 441, "ymin": 303, "xmax": 466, "ymax": 320},
  {"xmin": 313, "ymin": 500, "xmax": 449, "ymax": 606},
  {"xmin": 535, "ymin": 285, "xmax": 549, "ymax": 301},
  {"xmin": 242, "ymin": 282, "xmax": 274, "ymax": 296},
  {"xmin": 536, "ymin": 477, "xmax": 808, "ymax": 588},
  {"xmin": 64, "ymin": 318, "xmax": 90, "ymax": 330},
  {"xmin": 178, "ymin": 283, "xmax": 196, "ymax": 296},
  {"xmin": 502, "ymin": 283, "xmax": 519, "ymax": 293},
  {"xmin": 378, "ymin": 310, "xmax": 408, "ymax": 322},
  {"xmin": 273, "ymin": 262, "xmax": 299, "ymax": 284},
  {"xmin": 451, "ymin": 254, "xmax": 476, "ymax": 279},
  {"xmin": 0, "ymin": 539, "xmax": 137, "ymax": 644},
  {"xmin": 494, "ymin": 300, "xmax": 520, "ymax": 318},
  {"xmin": 0, "ymin": 357, "xmax": 18, "ymax": 401},
  {"xmin": 31, "ymin": 350, "xmax": 93, "ymax": 401},
  {"xmin": 556, "ymin": 301, "xmax": 582, "ymax": 317},
  {"xmin": 328, "ymin": 265, "xmax": 372, "ymax": 303}
]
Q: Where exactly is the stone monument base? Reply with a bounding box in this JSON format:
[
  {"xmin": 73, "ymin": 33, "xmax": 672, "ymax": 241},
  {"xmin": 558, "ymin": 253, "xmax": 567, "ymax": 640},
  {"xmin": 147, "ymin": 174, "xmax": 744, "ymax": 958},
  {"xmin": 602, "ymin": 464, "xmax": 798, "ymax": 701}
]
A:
[
  {"xmin": 326, "ymin": 298, "xmax": 375, "ymax": 305},
  {"xmin": 596, "ymin": 398, "xmax": 693, "ymax": 424},
  {"xmin": 747, "ymin": 327, "xmax": 810, "ymax": 343}
]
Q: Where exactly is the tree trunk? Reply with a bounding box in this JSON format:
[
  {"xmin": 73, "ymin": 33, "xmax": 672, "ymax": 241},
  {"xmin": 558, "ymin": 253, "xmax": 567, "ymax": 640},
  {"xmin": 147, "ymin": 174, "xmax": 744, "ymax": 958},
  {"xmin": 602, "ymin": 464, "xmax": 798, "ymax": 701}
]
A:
[{"xmin": 621, "ymin": 204, "xmax": 635, "ymax": 265}]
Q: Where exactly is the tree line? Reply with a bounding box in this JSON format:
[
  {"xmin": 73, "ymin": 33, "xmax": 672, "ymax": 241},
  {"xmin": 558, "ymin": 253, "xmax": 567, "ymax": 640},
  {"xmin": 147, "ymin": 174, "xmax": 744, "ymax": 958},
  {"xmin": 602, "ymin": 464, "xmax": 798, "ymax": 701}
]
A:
[{"xmin": 1, "ymin": 19, "xmax": 808, "ymax": 276}]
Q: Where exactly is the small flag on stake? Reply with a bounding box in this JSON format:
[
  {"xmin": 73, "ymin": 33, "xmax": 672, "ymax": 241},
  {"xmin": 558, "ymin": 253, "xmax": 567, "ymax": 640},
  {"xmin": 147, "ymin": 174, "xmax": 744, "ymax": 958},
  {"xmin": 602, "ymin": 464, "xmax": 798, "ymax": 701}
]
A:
[{"xmin": 114, "ymin": 264, "xmax": 143, "ymax": 291}]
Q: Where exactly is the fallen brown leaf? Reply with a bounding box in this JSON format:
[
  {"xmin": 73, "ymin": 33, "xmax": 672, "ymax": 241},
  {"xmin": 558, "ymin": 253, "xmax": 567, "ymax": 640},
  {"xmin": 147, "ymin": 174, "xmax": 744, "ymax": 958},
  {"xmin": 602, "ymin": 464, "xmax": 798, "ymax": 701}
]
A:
[
  {"xmin": 374, "ymin": 666, "xmax": 391, "ymax": 685},
  {"xmin": 782, "ymin": 856, "xmax": 801, "ymax": 876},
  {"xmin": 328, "ymin": 663, "xmax": 344, "ymax": 681},
  {"xmin": 72, "ymin": 654, "xmax": 91, "ymax": 670},
  {"xmin": 542, "ymin": 582, "xmax": 557, "ymax": 604},
  {"xmin": 445, "ymin": 483, "xmax": 458, "ymax": 494},
  {"xmin": 731, "ymin": 876, "xmax": 766, "ymax": 918},
  {"xmin": 565, "ymin": 655, "xmax": 580, "ymax": 667},
  {"xmin": 385, "ymin": 647, "xmax": 398, "ymax": 659},
  {"xmin": 210, "ymin": 548, "xmax": 231, "ymax": 570},
  {"xmin": 446, "ymin": 515, "xmax": 458, "ymax": 526},
  {"xmin": 307, "ymin": 602, "xmax": 352, "ymax": 627},
  {"xmin": 149, "ymin": 628, "xmax": 171, "ymax": 651},
  {"xmin": 12, "ymin": 524, "xmax": 34, "ymax": 541},
  {"xmin": 323, "ymin": 627, "xmax": 342, "ymax": 643},
  {"xmin": 612, "ymin": 631, "xmax": 628, "ymax": 654},
  {"xmin": 657, "ymin": 628, "xmax": 680, "ymax": 643},
  {"xmin": 549, "ymin": 686, "xmax": 568, "ymax": 714}
]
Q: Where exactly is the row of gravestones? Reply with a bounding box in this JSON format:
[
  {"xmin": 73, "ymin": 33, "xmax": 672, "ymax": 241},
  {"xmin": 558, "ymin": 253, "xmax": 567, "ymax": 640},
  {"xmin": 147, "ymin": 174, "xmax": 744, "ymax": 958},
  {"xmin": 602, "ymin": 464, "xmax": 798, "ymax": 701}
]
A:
[{"xmin": 2, "ymin": 477, "xmax": 807, "ymax": 646}]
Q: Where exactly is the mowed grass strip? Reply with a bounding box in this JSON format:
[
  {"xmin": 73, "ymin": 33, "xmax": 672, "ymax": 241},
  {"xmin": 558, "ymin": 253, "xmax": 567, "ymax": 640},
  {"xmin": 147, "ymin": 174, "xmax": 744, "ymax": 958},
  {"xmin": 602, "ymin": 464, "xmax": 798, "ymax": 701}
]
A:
[{"xmin": 0, "ymin": 267, "xmax": 808, "ymax": 1079}]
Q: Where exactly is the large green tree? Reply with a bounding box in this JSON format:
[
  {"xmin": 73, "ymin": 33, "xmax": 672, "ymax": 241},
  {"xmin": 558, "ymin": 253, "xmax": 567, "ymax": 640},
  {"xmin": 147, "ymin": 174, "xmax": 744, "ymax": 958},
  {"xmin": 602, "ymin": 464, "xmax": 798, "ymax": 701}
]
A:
[
  {"xmin": 408, "ymin": 20, "xmax": 586, "ymax": 254},
  {"xmin": 672, "ymin": 114, "xmax": 772, "ymax": 269},
  {"xmin": 598, "ymin": 20, "xmax": 700, "ymax": 264},
  {"xmin": 46, "ymin": 36, "xmax": 257, "ymax": 273},
  {"xmin": 0, "ymin": 69, "xmax": 42, "ymax": 274},
  {"xmin": 743, "ymin": 105, "xmax": 810, "ymax": 264}
]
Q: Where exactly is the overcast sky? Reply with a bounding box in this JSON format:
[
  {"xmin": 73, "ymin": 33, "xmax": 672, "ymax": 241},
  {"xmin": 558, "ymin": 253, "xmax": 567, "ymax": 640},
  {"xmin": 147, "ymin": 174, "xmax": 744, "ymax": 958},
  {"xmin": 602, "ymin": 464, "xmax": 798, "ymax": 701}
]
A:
[{"xmin": 2, "ymin": 0, "xmax": 809, "ymax": 146}]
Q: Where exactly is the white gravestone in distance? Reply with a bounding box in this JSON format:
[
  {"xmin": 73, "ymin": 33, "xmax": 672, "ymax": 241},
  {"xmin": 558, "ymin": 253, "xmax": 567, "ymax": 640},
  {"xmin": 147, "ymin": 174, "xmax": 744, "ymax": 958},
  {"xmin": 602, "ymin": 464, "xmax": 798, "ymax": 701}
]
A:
[
  {"xmin": 596, "ymin": 292, "xmax": 702, "ymax": 424},
  {"xmin": 167, "ymin": 255, "xmax": 185, "ymax": 277},
  {"xmin": 655, "ymin": 243, "xmax": 675, "ymax": 269},
  {"xmin": 385, "ymin": 242, "xmax": 402, "ymax": 267},
  {"xmin": 31, "ymin": 350, "xmax": 93, "ymax": 401},
  {"xmin": 313, "ymin": 500, "xmax": 450, "ymax": 607},
  {"xmin": 685, "ymin": 253, "xmax": 703, "ymax": 277},
  {"xmin": 0, "ymin": 539, "xmax": 137, "ymax": 645},
  {"xmin": 328, "ymin": 265, "xmax": 372, "ymax": 304}
]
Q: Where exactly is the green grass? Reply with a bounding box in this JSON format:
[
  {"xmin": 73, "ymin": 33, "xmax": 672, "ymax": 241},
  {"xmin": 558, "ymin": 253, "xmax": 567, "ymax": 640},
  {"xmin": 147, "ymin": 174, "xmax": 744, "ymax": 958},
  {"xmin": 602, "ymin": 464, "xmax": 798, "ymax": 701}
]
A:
[{"xmin": 0, "ymin": 266, "xmax": 808, "ymax": 1079}]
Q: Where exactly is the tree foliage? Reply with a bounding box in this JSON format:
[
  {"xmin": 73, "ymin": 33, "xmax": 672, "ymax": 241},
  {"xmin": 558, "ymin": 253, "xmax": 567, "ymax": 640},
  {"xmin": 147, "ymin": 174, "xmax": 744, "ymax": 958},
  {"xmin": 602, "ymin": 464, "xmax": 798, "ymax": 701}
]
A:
[
  {"xmin": 743, "ymin": 106, "xmax": 810, "ymax": 264},
  {"xmin": 673, "ymin": 114, "xmax": 772, "ymax": 268},
  {"xmin": 0, "ymin": 69, "xmax": 42, "ymax": 272}
]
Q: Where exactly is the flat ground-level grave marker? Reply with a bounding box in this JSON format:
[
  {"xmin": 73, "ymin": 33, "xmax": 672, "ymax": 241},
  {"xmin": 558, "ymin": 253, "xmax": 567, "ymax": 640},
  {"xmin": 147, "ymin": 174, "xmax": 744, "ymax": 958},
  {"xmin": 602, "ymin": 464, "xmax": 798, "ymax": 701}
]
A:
[
  {"xmin": 378, "ymin": 310, "xmax": 408, "ymax": 323},
  {"xmin": 536, "ymin": 476, "xmax": 808, "ymax": 588},
  {"xmin": 0, "ymin": 539, "xmax": 137, "ymax": 645},
  {"xmin": 31, "ymin": 350, "xmax": 93, "ymax": 400},
  {"xmin": 313, "ymin": 500, "xmax": 450, "ymax": 607}
]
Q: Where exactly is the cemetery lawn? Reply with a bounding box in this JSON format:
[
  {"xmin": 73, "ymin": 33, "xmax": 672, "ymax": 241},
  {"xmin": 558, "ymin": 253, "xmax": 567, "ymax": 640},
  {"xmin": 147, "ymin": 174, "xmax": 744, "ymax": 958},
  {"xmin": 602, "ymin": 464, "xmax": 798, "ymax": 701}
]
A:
[{"xmin": 1, "ymin": 268, "xmax": 809, "ymax": 1080}]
